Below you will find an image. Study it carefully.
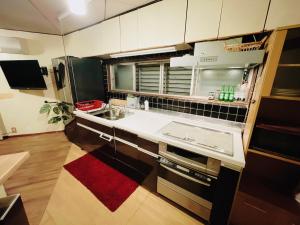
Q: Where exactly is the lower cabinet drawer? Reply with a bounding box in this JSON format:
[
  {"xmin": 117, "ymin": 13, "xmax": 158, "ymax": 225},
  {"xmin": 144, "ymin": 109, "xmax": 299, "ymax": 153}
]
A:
[
  {"xmin": 157, "ymin": 177, "xmax": 211, "ymax": 221},
  {"xmin": 75, "ymin": 122, "xmax": 114, "ymax": 154},
  {"xmin": 115, "ymin": 140, "xmax": 158, "ymax": 192}
]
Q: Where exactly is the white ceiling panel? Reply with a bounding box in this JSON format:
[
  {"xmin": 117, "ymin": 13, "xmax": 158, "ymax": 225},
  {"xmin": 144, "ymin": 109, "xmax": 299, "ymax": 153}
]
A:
[
  {"xmin": 0, "ymin": 0, "xmax": 157, "ymax": 35},
  {"xmin": 59, "ymin": 0, "xmax": 106, "ymax": 34},
  {"xmin": 105, "ymin": 0, "xmax": 154, "ymax": 18},
  {"xmin": 0, "ymin": 0, "xmax": 60, "ymax": 34}
]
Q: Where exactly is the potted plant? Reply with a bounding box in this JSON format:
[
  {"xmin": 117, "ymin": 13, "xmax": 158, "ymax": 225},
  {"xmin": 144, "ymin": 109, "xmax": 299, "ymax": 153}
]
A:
[{"xmin": 39, "ymin": 101, "xmax": 73, "ymax": 124}]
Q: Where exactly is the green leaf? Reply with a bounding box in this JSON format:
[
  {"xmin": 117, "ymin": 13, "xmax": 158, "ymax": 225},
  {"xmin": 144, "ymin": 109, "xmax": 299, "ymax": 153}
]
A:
[
  {"xmin": 40, "ymin": 104, "xmax": 51, "ymax": 115},
  {"xmin": 53, "ymin": 107, "xmax": 60, "ymax": 115},
  {"xmin": 48, "ymin": 116, "xmax": 61, "ymax": 124},
  {"xmin": 62, "ymin": 115, "xmax": 69, "ymax": 121}
]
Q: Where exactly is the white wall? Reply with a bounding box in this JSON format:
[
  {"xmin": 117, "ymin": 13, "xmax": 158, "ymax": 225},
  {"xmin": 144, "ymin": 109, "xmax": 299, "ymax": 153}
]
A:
[{"xmin": 0, "ymin": 29, "xmax": 66, "ymax": 136}]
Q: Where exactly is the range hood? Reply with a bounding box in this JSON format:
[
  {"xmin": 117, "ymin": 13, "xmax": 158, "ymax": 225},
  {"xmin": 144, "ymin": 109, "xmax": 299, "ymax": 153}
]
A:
[{"xmin": 170, "ymin": 39, "xmax": 265, "ymax": 69}]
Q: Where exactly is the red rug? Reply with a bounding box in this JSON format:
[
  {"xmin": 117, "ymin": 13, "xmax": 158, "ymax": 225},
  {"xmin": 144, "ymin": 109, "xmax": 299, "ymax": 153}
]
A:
[{"xmin": 64, "ymin": 152, "xmax": 139, "ymax": 212}]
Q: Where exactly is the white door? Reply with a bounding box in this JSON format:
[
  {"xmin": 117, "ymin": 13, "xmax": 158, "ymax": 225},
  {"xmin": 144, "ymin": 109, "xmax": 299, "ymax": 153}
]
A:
[
  {"xmin": 265, "ymin": 0, "xmax": 300, "ymax": 30},
  {"xmin": 218, "ymin": 0, "xmax": 270, "ymax": 38},
  {"xmin": 138, "ymin": 0, "xmax": 187, "ymax": 49},
  {"xmin": 185, "ymin": 0, "xmax": 222, "ymax": 43}
]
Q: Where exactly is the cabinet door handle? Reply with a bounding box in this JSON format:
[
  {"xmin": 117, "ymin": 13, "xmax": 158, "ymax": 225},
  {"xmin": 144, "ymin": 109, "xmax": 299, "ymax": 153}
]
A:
[{"xmin": 99, "ymin": 133, "xmax": 113, "ymax": 142}]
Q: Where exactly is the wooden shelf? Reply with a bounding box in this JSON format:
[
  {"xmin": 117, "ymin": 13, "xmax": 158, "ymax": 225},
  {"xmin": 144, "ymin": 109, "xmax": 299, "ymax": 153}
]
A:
[
  {"xmin": 255, "ymin": 123, "xmax": 300, "ymax": 136},
  {"xmin": 263, "ymin": 95, "xmax": 300, "ymax": 101},
  {"xmin": 248, "ymin": 148, "xmax": 300, "ymax": 166},
  {"xmin": 239, "ymin": 172, "xmax": 300, "ymax": 216},
  {"xmin": 278, "ymin": 64, "xmax": 300, "ymax": 67}
]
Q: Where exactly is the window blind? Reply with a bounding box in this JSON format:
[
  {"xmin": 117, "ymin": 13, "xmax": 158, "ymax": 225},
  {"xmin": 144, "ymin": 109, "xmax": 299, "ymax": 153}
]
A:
[
  {"xmin": 163, "ymin": 64, "xmax": 192, "ymax": 96},
  {"xmin": 136, "ymin": 64, "xmax": 160, "ymax": 93}
]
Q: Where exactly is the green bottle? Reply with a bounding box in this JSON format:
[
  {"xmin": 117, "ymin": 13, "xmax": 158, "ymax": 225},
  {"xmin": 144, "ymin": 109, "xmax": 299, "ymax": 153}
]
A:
[
  {"xmin": 219, "ymin": 85, "xmax": 224, "ymax": 101},
  {"xmin": 224, "ymin": 86, "xmax": 229, "ymax": 101},
  {"xmin": 229, "ymin": 86, "xmax": 235, "ymax": 102}
]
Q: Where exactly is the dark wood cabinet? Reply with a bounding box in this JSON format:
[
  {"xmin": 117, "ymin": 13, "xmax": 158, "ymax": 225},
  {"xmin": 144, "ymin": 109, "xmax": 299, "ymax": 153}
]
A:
[
  {"xmin": 74, "ymin": 117, "xmax": 114, "ymax": 155},
  {"xmin": 114, "ymin": 130, "xmax": 159, "ymax": 192},
  {"xmin": 0, "ymin": 195, "xmax": 29, "ymax": 225}
]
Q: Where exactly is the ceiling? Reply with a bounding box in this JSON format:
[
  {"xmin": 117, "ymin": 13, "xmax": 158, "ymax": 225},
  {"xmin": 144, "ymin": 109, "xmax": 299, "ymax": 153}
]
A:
[{"xmin": 0, "ymin": 0, "xmax": 155, "ymax": 35}]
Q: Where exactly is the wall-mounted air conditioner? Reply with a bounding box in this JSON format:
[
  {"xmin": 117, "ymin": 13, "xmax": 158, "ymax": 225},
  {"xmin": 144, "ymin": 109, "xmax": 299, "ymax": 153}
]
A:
[{"xmin": 0, "ymin": 36, "xmax": 28, "ymax": 54}]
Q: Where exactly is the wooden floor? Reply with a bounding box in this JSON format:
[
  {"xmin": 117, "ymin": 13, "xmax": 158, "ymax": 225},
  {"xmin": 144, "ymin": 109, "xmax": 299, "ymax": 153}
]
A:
[
  {"xmin": 0, "ymin": 132, "xmax": 71, "ymax": 225},
  {"xmin": 40, "ymin": 144, "xmax": 205, "ymax": 225}
]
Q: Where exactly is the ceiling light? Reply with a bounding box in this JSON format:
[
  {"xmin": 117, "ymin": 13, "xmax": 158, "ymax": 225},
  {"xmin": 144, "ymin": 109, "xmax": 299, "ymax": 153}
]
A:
[
  {"xmin": 110, "ymin": 47, "xmax": 177, "ymax": 58},
  {"xmin": 68, "ymin": 0, "xmax": 86, "ymax": 15}
]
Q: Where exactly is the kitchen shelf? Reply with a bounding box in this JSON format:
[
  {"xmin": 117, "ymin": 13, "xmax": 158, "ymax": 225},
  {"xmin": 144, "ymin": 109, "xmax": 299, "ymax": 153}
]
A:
[
  {"xmin": 255, "ymin": 123, "xmax": 300, "ymax": 136},
  {"xmin": 109, "ymin": 89, "xmax": 249, "ymax": 107},
  {"xmin": 239, "ymin": 171, "xmax": 300, "ymax": 216},
  {"xmin": 278, "ymin": 64, "xmax": 300, "ymax": 67},
  {"xmin": 263, "ymin": 95, "xmax": 300, "ymax": 101},
  {"xmin": 248, "ymin": 148, "xmax": 300, "ymax": 166}
]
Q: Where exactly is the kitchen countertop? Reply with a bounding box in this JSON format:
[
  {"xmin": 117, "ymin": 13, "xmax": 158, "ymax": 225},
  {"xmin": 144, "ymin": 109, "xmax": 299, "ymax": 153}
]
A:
[
  {"xmin": 0, "ymin": 152, "xmax": 30, "ymax": 184},
  {"xmin": 74, "ymin": 108, "xmax": 245, "ymax": 170}
]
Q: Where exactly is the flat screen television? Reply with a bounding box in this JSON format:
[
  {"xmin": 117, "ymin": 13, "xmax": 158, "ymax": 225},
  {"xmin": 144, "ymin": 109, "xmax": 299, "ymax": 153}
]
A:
[{"xmin": 0, "ymin": 60, "xmax": 47, "ymax": 89}]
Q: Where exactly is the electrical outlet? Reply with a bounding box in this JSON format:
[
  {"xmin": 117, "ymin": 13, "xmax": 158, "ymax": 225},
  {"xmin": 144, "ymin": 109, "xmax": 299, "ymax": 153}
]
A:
[{"xmin": 11, "ymin": 127, "xmax": 17, "ymax": 133}]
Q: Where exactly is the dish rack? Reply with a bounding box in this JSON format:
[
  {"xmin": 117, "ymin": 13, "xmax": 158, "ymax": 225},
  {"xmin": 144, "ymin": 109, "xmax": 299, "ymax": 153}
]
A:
[{"xmin": 224, "ymin": 36, "xmax": 267, "ymax": 52}]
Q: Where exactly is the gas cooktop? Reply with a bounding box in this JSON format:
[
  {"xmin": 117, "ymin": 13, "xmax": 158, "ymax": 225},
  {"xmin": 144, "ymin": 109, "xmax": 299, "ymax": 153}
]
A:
[{"xmin": 159, "ymin": 121, "xmax": 233, "ymax": 156}]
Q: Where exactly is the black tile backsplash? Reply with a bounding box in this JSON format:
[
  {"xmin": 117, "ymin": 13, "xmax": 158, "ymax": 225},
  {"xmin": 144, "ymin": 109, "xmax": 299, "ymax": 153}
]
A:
[{"xmin": 107, "ymin": 91, "xmax": 248, "ymax": 123}]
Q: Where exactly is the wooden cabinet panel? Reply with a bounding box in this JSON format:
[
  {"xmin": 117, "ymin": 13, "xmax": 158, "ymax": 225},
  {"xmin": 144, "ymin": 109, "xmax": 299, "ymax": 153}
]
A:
[
  {"xmin": 120, "ymin": 10, "xmax": 139, "ymax": 52},
  {"xmin": 76, "ymin": 117, "xmax": 114, "ymax": 136},
  {"xmin": 80, "ymin": 17, "xmax": 121, "ymax": 57},
  {"xmin": 185, "ymin": 0, "xmax": 222, "ymax": 43},
  {"xmin": 136, "ymin": 137, "xmax": 159, "ymax": 155},
  {"xmin": 138, "ymin": 0, "xmax": 187, "ymax": 49},
  {"xmin": 218, "ymin": 0, "xmax": 270, "ymax": 38},
  {"xmin": 75, "ymin": 123, "xmax": 114, "ymax": 154},
  {"xmin": 230, "ymin": 192, "xmax": 274, "ymax": 225},
  {"xmin": 115, "ymin": 128, "xmax": 137, "ymax": 144},
  {"xmin": 265, "ymin": 0, "xmax": 300, "ymax": 30}
]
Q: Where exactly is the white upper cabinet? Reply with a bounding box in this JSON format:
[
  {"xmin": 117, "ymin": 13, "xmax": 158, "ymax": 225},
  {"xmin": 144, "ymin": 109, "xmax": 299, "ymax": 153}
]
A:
[
  {"xmin": 120, "ymin": 10, "xmax": 139, "ymax": 52},
  {"xmin": 185, "ymin": 0, "xmax": 222, "ymax": 43},
  {"xmin": 218, "ymin": 0, "xmax": 270, "ymax": 38},
  {"xmin": 63, "ymin": 31, "xmax": 85, "ymax": 57},
  {"xmin": 80, "ymin": 17, "xmax": 121, "ymax": 57},
  {"xmin": 138, "ymin": 0, "xmax": 187, "ymax": 49},
  {"xmin": 265, "ymin": 0, "xmax": 300, "ymax": 30}
]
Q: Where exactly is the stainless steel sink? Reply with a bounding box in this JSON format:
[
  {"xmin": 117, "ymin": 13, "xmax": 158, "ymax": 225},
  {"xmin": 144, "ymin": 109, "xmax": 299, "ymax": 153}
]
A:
[{"xmin": 93, "ymin": 109, "xmax": 126, "ymax": 120}]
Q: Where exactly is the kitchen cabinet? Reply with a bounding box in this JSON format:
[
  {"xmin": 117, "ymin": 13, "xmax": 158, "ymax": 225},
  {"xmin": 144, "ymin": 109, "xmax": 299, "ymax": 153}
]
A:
[
  {"xmin": 137, "ymin": 0, "xmax": 187, "ymax": 49},
  {"xmin": 63, "ymin": 31, "xmax": 85, "ymax": 57},
  {"xmin": 265, "ymin": 0, "xmax": 300, "ymax": 30},
  {"xmin": 75, "ymin": 117, "xmax": 115, "ymax": 155},
  {"xmin": 120, "ymin": 10, "xmax": 139, "ymax": 52},
  {"xmin": 185, "ymin": 0, "xmax": 222, "ymax": 43},
  {"xmin": 218, "ymin": 0, "xmax": 270, "ymax": 38},
  {"xmin": 115, "ymin": 129, "xmax": 158, "ymax": 192},
  {"xmin": 80, "ymin": 17, "xmax": 121, "ymax": 57},
  {"xmin": 0, "ymin": 194, "xmax": 30, "ymax": 225}
]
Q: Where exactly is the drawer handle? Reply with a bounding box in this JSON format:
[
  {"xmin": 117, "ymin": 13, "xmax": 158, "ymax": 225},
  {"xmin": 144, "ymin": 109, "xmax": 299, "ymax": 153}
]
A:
[
  {"xmin": 160, "ymin": 164, "xmax": 211, "ymax": 187},
  {"xmin": 99, "ymin": 133, "xmax": 113, "ymax": 142}
]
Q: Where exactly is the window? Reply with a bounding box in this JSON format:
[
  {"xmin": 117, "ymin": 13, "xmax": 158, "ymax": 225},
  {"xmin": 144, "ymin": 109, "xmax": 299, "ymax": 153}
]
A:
[
  {"xmin": 136, "ymin": 64, "xmax": 161, "ymax": 93},
  {"xmin": 109, "ymin": 60, "xmax": 251, "ymax": 102},
  {"xmin": 163, "ymin": 64, "xmax": 192, "ymax": 96},
  {"xmin": 111, "ymin": 64, "xmax": 135, "ymax": 91}
]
